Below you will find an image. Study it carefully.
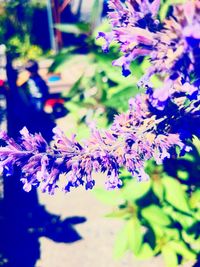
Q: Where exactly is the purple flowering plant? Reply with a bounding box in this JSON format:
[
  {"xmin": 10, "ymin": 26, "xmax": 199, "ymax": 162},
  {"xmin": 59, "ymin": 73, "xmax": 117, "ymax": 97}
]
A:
[
  {"xmin": 0, "ymin": 1, "xmax": 200, "ymax": 265},
  {"xmin": 0, "ymin": 0, "xmax": 200, "ymax": 197}
]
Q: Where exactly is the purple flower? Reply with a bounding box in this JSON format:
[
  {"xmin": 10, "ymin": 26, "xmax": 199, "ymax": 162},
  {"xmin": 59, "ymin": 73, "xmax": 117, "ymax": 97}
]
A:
[
  {"xmin": 100, "ymin": 1, "xmax": 200, "ymax": 84},
  {"xmin": 98, "ymin": 0, "xmax": 161, "ymax": 77},
  {"xmin": 96, "ymin": 32, "xmax": 113, "ymax": 53},
  {"xmin": 0, "ymin": 78, "xmax": 198, "ymax": 194}
]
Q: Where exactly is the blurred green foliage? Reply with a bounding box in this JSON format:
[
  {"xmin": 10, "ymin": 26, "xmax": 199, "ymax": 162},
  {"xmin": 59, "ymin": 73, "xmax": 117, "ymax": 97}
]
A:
[
  {"xmin": 93, "ymin": 139, "xmax": 200, "ymax": 266},
  {"xmin": 49, "ymin": 1, "xmax": 144, "ymax": 139},
  {"xmin": 0, "ymin": 0, "xmax": 47, "ymax": 60}
]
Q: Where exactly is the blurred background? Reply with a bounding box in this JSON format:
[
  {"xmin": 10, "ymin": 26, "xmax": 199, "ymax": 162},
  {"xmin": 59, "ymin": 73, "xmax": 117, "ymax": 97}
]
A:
[{"xmin": 0, "ymin": 1, "xmax": 199, "ymax": 267}]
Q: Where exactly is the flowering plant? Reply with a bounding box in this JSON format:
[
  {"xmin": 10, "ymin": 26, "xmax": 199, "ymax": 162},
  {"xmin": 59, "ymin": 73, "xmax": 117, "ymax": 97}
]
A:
[
  {"xmin": 0, "ymin": 0, "xmax": 199, "ymax": 195},
  {"xmin": 0, "ymin": 0, "xmax": 200, "ymax": 266}
]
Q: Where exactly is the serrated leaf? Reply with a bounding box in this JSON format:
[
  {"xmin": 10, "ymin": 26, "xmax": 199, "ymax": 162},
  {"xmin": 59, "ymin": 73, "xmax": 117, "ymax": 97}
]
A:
[
  {"xmin": 121, "ymin": 179, "xmax": 151, "ymax": 201},
  {"xmin": 162, "ymin": 176, "xmax": 191, "ymax": 214},
  {"xmin": 162, "ymin": 245, "xmax": 178, "ymax": 267},
  {"xmin": 127, "ymin": 218, "xmax": 143, "ymax": 255},
  {"xmin": 141, "ymin": 205, "xmax": 171, "ymax": 226}
]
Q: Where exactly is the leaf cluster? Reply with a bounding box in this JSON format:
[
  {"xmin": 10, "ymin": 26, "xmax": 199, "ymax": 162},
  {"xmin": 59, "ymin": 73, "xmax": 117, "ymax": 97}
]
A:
[{"xmin": 93, "ymin": 139, "xmax": 200, "ymax": 267}]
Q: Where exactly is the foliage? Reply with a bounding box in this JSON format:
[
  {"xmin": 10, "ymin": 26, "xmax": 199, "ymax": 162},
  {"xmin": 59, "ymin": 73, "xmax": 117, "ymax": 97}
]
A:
[
  {"xmin": 49, "ymin": 4, "xmax": 143, "ymax": 131},
  {"xmin": 0, "ymin": 0, "xmax": 45, "ymax": 60},
  {"xmin": 7, "ymin": 35, "xmax": 43, "ymax": 61},
  {"xmin": 94, "ymin": 140, "xmax": 200, "ymax": 266},
  {"xmin": 90, "ymin": 0, "xmax": 200, "ymax": 266}
]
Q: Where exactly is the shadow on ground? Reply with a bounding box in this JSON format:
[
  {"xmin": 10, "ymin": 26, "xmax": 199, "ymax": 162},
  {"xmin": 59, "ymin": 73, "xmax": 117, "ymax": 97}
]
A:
[{"xmin": 0, "ymin": 170, "xmax": 86, "ymax": 267}]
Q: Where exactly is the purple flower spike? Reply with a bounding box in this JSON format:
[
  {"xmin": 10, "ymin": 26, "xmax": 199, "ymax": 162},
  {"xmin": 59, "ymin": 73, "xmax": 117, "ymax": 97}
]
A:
[
  {"xmin": 0, "ymin": 78, "xmax": 199, "ymax": 194},
  {"xmin": 98, "ymin": 0, "xmax": 161, "ymax": 77},
  {"xmin": 100, "ymin": 0, "xmax": 200, "ymax": 82}
]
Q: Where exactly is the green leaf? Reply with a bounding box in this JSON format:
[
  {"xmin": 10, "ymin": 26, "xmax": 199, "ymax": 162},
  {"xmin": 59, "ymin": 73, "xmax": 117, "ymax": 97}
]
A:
[
  {"xmin": 49, "ymin": 53, "xmax": 90, "ymax": 72},
  {"xmin": 104, "ymin": 86, "xmax": 139, "ymax": 111},
  {"xmin": 127, "ymin": 218, "xmax": 143, "ymax": 255},
  {"xmin": 135, "ymin": 243, "xmax": 154, "ymax": 260},
  {"xmin": 164, "ymin": 228, "xmax": 180, "ymax": 241},
  {"xmin": 159, "ymin": 3, "xmax": 170, "ymax": 21},
  {"xmin": 64, "ymin": 75, "xmax": 83, "ymax": 98},
  {"xmin": 162, "ymin": 176, "xmax": 191, "ymax": 214},
  {"xmin": 162, "ymin": 245, "xmax": 179, "ymax": 267},
  {"xmin": 169, "ymin": 241, "xmax": 196, "ymax": 260},
  {"xmin": 76, "ymin": 123, "xmax": 91, "ymax": 141},
  {"xmin": 90, "ymin": 0, "xmax": 103, "ymax": 31},
  {"xmin": 152, "ymin": 181, "xmax": 164, "ymax": 201},
  {"xmin": 177, "ymin": 170, "xmax": 189, "ymax": 180},
  {"xmin": 141, "ymin": 205, "xmax": 171, "ymax": 226},
  {"xmin": 190, "ymin": 190, "xmax": 200, "ymax": 209},
  {"xmin": 49, "ymin": 52, "xmax": 74, "ymax": 72},
  {"xmin": 193, "ymin": 135, "xmax": 200, "ymax": 155},
  {"xmin": 106, "ymin": 209, "xmax": 131, "ymax": 219},
  {"xmin": 182, "ymin": 233, "xmax": 200, "ymax": 252},
  {"xmin": 121, "ymin": 179, "xmax": 151, "ymax": 201},
  {"xmin": 179, "ymin": 153, "xmax": 194, "ymax": 162},
  {"xmin": 159, "ymin": 0, "xmax": 186, "ymax": 21},
  {"xmin": 95, "ymin": 54, "xmax": 140, "ymax": 84},
  {"xmin": 54, "ymin": 23, "xmax": 90, "ymax": 35},
  {"xmin": 113, "ymin": 217, "xmax": 143, "ymax": 259},
  {"xmin": 93, "ymin": 187, "xmax": 122, "ymax": 206},
  {"xmin": 150, "ymin": 224, "xmax": 164, "ymax": 238},
  {"xmin": 182, "ymin": 231, "xmax": 196, "ymax": 245},
  {"xmin": 170, "ymin": 211, "xmax": 195, "ymax": 229},
  {"xmin": 113, "ymin": 224, "xmax": 129, "ymax": 259}
]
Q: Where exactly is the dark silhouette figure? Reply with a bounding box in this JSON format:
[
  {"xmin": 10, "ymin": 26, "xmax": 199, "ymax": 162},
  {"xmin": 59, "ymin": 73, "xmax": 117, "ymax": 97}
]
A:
[
  {"xmin": 7, "ymin": 59, "xmax": 55, "ymax": 142},
  {"xmin": 0, "ymin": 57, "xmax": 86, "ymax": 267}
]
